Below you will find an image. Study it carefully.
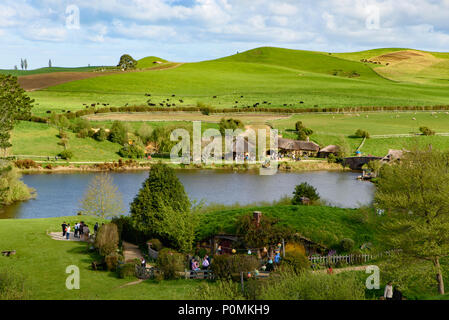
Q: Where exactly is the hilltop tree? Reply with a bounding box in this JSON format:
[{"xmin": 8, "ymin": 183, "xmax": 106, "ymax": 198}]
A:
[
  {"xmin": 295, "ymin": 121, "xmax": 313, "ymax": 140},
  {"xmin": 292, "ymin": 182, "xmax": 320, "ymax": 204},
  {"xmin": 375, "ymin": 148, "xmax": 449, "ymax": 295},
  {"xmin": 49, "ymin": 59, "xmax": 52, "ymax": 68},
  {"xmin": 79, "ymin": 173, "xmax": 125, "ymax": 219},
  {"xmin": 108, "ymin": 121, "xmax": 128, "ymax": 145},
  {"xmin": 117, "ymin": 54, "xmax": 137, "ymax": 70},
  {"xmin": 23, "ymin": 59, "xmax": 28, "ymax": 70},
  {"xmin": 0, "ymin": 75, "xmax": 34, "ymax": 156},
  {"xmin": 20, "ymin": 59, "xmax": 24, "ymax": 70},
  {"xmin": 130, "ymin": 163, "xmax": 195, "ymax": 252},
  {"xmin": 219, "ymin": 118, "xmax": 244, "ymax": 135}
]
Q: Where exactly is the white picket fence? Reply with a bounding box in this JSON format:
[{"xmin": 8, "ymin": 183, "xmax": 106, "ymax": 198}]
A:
[{"xmin": 309, "ymin": 253, "xmax": 384, "ymax": 265}]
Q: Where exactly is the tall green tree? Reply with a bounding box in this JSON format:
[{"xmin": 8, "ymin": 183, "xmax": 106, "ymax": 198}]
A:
[
  {"xmin": 375, "ymin": 148, "xmax": 449, "ymax": 295},
  {"xmin": 130, "ymin": 163, "xmax": 195, "ymax": 252},
  {"xmin": 108, "ymin": 121, "xmax": 128, "ymax": 145},
  {"xmin": 0, "ymin": 75, "xmax": 34, "ymax": 156}
]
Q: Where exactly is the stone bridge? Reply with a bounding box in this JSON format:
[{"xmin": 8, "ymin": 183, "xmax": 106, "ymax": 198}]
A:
[{"xmin": 343, "ymin": 156, "xmax": 382, "ymax": 170}]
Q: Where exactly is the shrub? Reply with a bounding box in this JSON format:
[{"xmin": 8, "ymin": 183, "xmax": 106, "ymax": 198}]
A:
[
  {"xmin": 218, "ymin": 118, "xmax": 244, "ymax": 135},
  {"xmin": 59, "ymin": 150, "xmax": 73, "ymax": 160},
  {"xmin": 14, "ymin": 159, "xmax": 38, "ymax": 169},
  {"xmin": 211, "ymin": 254, "xmax": 259, "ymax": 280},
  {"xmin": 148, "ymin": 238, "xmax": 163, "ymax": 251},
  {"xmin": 109, "ymin": 121, "xmax": 128, "ymax": 145},
  {"xmin": 105, "ymin": 252, "xmax": 120, "ymax": 271},
  {"xmin": 95, "ymin": 223, "xmax": 119, "ymax": 256},
  {"xmin": 327, "ymin": 153, "xmax": 336, "ymax": 163},
  {"xmin": 282, "ymin": 252, "xmax": 310, "ymax": 273},
  {"xmin": 118, "ymin": 145, "xmax": 145, "ymax": 159},
  {"xmin": 76, "ymin": 128, "xmax": 90, "ymax": 139},
  {"xmin": 419, "ymin": 126, "xmax": 435, "ymax": 136},
  {"xmin": 157, "ymin": 248, "xmax": 186, "ymax": 280},
  {"xmin": 340, "ymin": 238, "xmax": 355, "ymax": 252},
  {"xmin": 354, "ymin": 129, "xmax": 370, "ymax": 138},
  {"xmin": 191, "ymin": 280, "xmax": 244, "ymax": 300},
  {"xmin": 71, "ymin": 118, "xmax": 91, "ymax": 133},
  {"xmin": 292, "ymin": 182, "xmax": 320, "ymax": 204},
  {"xmin": 118, "ymin": 263, "xmax": 137, "ymax": 279},
  {"xmin": 93, "ymin": 128, "xmax": 108, "ymax": 141}
]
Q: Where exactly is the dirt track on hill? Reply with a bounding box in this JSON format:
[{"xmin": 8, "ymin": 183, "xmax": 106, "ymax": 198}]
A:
[{"xmin": 18, "ymin": 71, "xmax": 117, "ymax": 91}]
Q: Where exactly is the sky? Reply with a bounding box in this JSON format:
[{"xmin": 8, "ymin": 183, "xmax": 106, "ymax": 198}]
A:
[{"xmin": 1, "ymin": 0, "xmax": 449, "ymax": 69}]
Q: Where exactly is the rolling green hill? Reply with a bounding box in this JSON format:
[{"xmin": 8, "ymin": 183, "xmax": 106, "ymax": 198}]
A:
[
  {"xmin": 0, "ymin": 66, "xmax": 103, "ymax": 76},
  {"xmin": 29, "ymin": 47, "xmax": 449, "ymax": 114},
  {"xmin": 136, "ymin": 56, "xmax": 168, "ymax": 69}
]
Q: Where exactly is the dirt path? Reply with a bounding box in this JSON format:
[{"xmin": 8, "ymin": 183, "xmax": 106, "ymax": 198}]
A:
[
  {"xmin": 122, "ymin": 241, "xmax": 144, "ymax": 263},
  {"xmin": 313, "ymin": 265, "xmax": 368, "ymax": 274},
  {"xmin": 48, "ymin": 231, "xmax": 86, "ymax": 242}
]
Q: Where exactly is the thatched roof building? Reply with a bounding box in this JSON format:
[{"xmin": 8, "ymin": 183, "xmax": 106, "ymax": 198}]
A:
[
  {"xmin": 318, "ymin": 145, "xmax": 340, "ymax": 158},
  {"xmin": 382, "ymin": 149, "xmax": 405, "ymax": 162},
  {"xmin": 278, "ymin": 138, "xmax": 320, "ymax": 152}
]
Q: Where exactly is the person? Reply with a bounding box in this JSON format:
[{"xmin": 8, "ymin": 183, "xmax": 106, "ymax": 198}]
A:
[
  {"xmin": 66, "ymin": 224, "xmax": 71, "ymax": 240},
  {"xmin": 266, "ymin": 258, "xmax": 274, "ymax": 272},
  {"xmin": 140, "ymin": 257, "xmax": 146, "ymax": 268},
  {"xmin": 94, "ymin": 222, "xmax": 99, "ymax": 234},
  {"xmin": 79, "ymin": 221, "xmax": 84, "ymax": 238},
  {"xmin": 83, "ymin": 224, "xmax": 90, "ymax": 241},
  {"xmin": 384, "ymin": 281, "xmax": 393, "ymax": 300},
  {"xmin": 327, "ymin": 265, "xmax": 333, "ymax": 274},
  {"xmin": 61, "ymin": 222, "xmax": 67, "ymax": 237},
  {"xmin": 202, "ymin": 256, "xmax": 210, "ymax": 269},
  {"xmin": 393, "ymin": 286, "xmax": 403, "ymax": 300},
  {"xmin": 274, "ymin": 252, "xmax": 281, "ymax": 264},
  {"xmin": 192, "ymin": 260, "xmax": 200, "ymax": 271},
  {"xmin": 74, "ymin": 222, "xmax": 79, "ymax": 238}
]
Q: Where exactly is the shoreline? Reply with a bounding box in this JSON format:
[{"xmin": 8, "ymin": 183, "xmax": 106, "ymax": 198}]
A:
[{"xmin": 17, "ymin": 160, "xmax": 349, "ymax": 174}]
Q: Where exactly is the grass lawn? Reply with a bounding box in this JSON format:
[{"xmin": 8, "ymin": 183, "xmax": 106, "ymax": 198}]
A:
[
  {"xmin": 0, "ymin": 216, "xmax": 200, "ymax": 299},
  {"xmin": 196, "ymin": 205, "xmax": 379, "ymax": 250},
  {"xmin": 0, "ymin": 66, "xmax": 101, "ymax": 76}
]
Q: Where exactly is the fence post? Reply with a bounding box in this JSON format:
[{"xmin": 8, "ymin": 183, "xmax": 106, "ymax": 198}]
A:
[{"xmin": 240, "ymin": 272, "xmax": 244, "ymax": 295}]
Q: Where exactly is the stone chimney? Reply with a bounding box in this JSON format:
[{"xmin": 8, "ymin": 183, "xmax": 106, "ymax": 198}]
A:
[{"xmin": 253, "ymin": 211, "xmax": 262, "ymax": 228}]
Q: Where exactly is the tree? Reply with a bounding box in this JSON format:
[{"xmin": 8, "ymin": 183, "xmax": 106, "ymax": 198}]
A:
[
  {"xmin": 292, "ymin": 182, "xmax": 320, "ymax": 204},
  {"xmin": 108, "ymin": 121, "xmax": 128, "ymax": 145},
  {"xmin": 295, "ymin": 121, "xmax": 313, "ymax": 140},
  {"xmin": 24, "ymin": 59, "xmax": 28, "ymax": 70},
  {"xmin": 375, "ymin": 148, "xmax": 449, "ymax": 295},
  {"xmin": 0, "ymin": 162, "xmax": 33, "ymax": 206},
  {"xmin": 219, "ymin": 118, "xmax": 244, "ymax": 135},
  {"xmin": 0, "ymin": 75, "xmax": 34, "ymax": 156},
  {"xmin": 117, "ymin": 54, "xmax": 137, "ymax": 70},
  {"xmin": 354, "ymin": 129, "xmax": 370, "ymax": 138},
  {"xmin": 79, "ymin": 173, "xmax": 125, "ymax": 219},
  {"xmin": 130, "ymin": 163, "xmax": 195, "ymax": 252},
  {"xmin": 419, "ymin": 126, "xmax": 435, "ymax": 136},
  {"xmin": 20, "ymin": 59, "xmax": 24, "ymax": 70},
  {"xmin": 49, "ymin": 59, "xmax": 52, "ymax": 68}
]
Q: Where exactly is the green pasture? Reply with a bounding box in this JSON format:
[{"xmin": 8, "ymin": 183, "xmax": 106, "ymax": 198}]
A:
[
  {"xmin": 0, "ymin": 66, "xmax": 101, "ymax": 77},
  {"xmin": 27, "ymin": 47, "xmax": 449, "ymax": 113}
]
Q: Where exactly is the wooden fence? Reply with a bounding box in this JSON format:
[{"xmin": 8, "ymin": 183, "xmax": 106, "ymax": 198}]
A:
[{"xmin": 309, "ymin": 251, "xmax": 394, "ymax": 265}]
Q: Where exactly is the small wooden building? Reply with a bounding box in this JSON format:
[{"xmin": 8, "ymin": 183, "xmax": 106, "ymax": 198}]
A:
[{"xmin": 278, "ymin": 138, "xmax": 320, "ymax": 157}]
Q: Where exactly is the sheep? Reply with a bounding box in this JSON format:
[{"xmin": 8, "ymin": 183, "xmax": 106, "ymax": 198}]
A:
[{"xmin": 412, "ymin": 117, "xmax": 416, "ymax": 120}]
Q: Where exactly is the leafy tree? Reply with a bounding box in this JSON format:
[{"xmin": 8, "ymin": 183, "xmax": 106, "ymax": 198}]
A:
[
  {"xmin": 354, "ymin": 129, "xmax": 370, "ymax": 138},
  {"xmin": 295, "ymin": 121, "xmax": 313, "ymax": 140},
  {"xmin": 375, "ymin": 148, "xmax": 449, "ymax": 295},
  {"xmin": 49, "ymin": 59, "xmax": 52, "ymax": 68},
  {"xmin": 108, "ymin": 121, "xmax": 128, "ymax": 145},
  {"xmin": 94, "ymin": 223, "xmax": 119, "ymax": 256},
  {"xmin": 0, "ymin": 75, "xmax": 34, "ymax": 156},
  {"xmin": 79, "ymin": 173, "xmax": 125, "ymax": 219},
  {"xmin": 118, "ymin": 144, "xmax": 145, "ymax": 159},
  {"xmin": 0, "ymin": 162, "xmax": 33, "ymax": 206},
  {"xmin": 219, "ymin": 118, "xmax": 244, "ymax": 135},
  {"xmin": 292, "ymin": 182, "xmax": 320, "ymax": 204},
  {"xmin": 419, "ymin": 126, "xmax": 435, "ymax": 136},
  {"xmin": 93, "ymin": 128, "xmax": 108, "ymax": 141},
  {"xmin": 117, "ymin": 54, "xmax": 137, "ymax": 70},
  {"xmin": 130, "ymin": 163, "xmax": 195, "ymax": 252}
]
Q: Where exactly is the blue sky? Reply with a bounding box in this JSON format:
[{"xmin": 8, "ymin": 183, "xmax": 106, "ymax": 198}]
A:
[{"xmin": 1, "ymin": 0, "xmax": 449, "ymax": 69}]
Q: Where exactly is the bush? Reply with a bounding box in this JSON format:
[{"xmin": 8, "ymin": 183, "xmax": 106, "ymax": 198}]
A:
[
  {"xmin": 419, "ymin": 126, "xmax": 435, "ymax": 136},
  {"xmin": 14, "ymin": 159, "xmax": 38, "ymax": 169},
  {"xmin": 282, "ymin": 252, "xmax": 310, "ymax": 273},
  {"xmin": 93, "ymin": 128, "xmax": 108, "ymax": 141},
  {"xmin": 211, "ymin": 254, "xmax": 259, "ymax": 280},
  {"xmin": 327, "ymin": 153, "xmax": 336, "ymax": 163},
  {"xmin": 198, "ymin": 102, "xmax": 213, "ymax": 115},
  {"xmin": 340, "ymin": 238, "xmax": 355, "ymax": 252},
  {"xmin": 105, "ymin": 252, "xmax": 120, "ymax": 271},
  {"xmin": 292, "ymin": 182, "xmax": 320, "ymax": 204},
  {"xmin": 59, "ymin": 150, "xmax": 73, "ymax": 160},
  {"xmin": 148, "ymin": 238, "xmax": 163, "ymax": 251},
  {"xmin": 118, "ymin": 145, "xmax": 145, "ymax": 159},
  {"xmin": 354, "ymin": 129, "xmax": 370, "ymax": 138},
  {"xmin": 118, "ymin": 263, "xmax": 137, "ymax": 279},
  {"xmin": 95, "ymin": 223, "xmax": 119, "ymax": 256},
  {"xmin": 109, "ymin": 121, "xmax": 128, "ymax": 145},
  {"xmin": 76, "ymin": 128, "xmax": 90, "ymax": 139},
  {"xmin": 191, "ymin": 280, "xmax": 244, "ymax": 300},
  {"xmin": 157, "ymin": 248, "xmax": 186, "ymax": 280}
]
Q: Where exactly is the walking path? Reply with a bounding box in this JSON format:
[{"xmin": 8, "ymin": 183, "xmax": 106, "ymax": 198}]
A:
[
  {"xmin": 48, "ymin": 231, "xmax": 86, "ymax": 242},
  {"xmin": 122, "ymin": 241, "xmax": 144, "ymax": 263},
  {"xmin": 313, "ymin": 265, "xmax": 368, "ymax": 274}
]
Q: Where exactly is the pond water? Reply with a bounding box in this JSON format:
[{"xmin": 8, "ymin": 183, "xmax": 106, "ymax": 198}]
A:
[{"xmin": 0, "ymin": 170, "xmax": 375, "ymax": 219}]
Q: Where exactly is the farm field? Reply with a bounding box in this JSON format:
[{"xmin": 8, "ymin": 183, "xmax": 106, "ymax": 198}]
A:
[{"xmin": 23, "ymin": 47, "xmax": 449, "ymax": 115}]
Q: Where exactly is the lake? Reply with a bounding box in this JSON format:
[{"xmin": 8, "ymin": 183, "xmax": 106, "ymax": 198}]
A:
[{"xmin": 0, "ymin": 170, "xmax": 375, "ymax": 219}]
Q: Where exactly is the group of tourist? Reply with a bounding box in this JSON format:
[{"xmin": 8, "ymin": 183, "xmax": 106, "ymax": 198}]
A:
[
  {"xmin": 383, "ymin": 281, "xmax": 403, "ymax": 300},
  {"xmin": 61, "ymin": 221, "xmax": 99, "ymax": 241},
  {"xmin": 191, "ymin": 255, "xmax": 211, "ymax": 271}
]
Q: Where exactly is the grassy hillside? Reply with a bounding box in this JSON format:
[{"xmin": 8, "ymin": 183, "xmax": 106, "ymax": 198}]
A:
[
  {"xmin": 137, "ymin": 56, "xmax": 168, "ymax": 69},
  {"xmin": 0, "ymin": 216, "xmax": 199, "ymax": 299},
  {"xmin": 197, "ymin": 205, "xmax": 378, "ymax": 250},
  {"xmin": 27, "ymin": 47, "xmax": 449, "ymax": 113}
]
